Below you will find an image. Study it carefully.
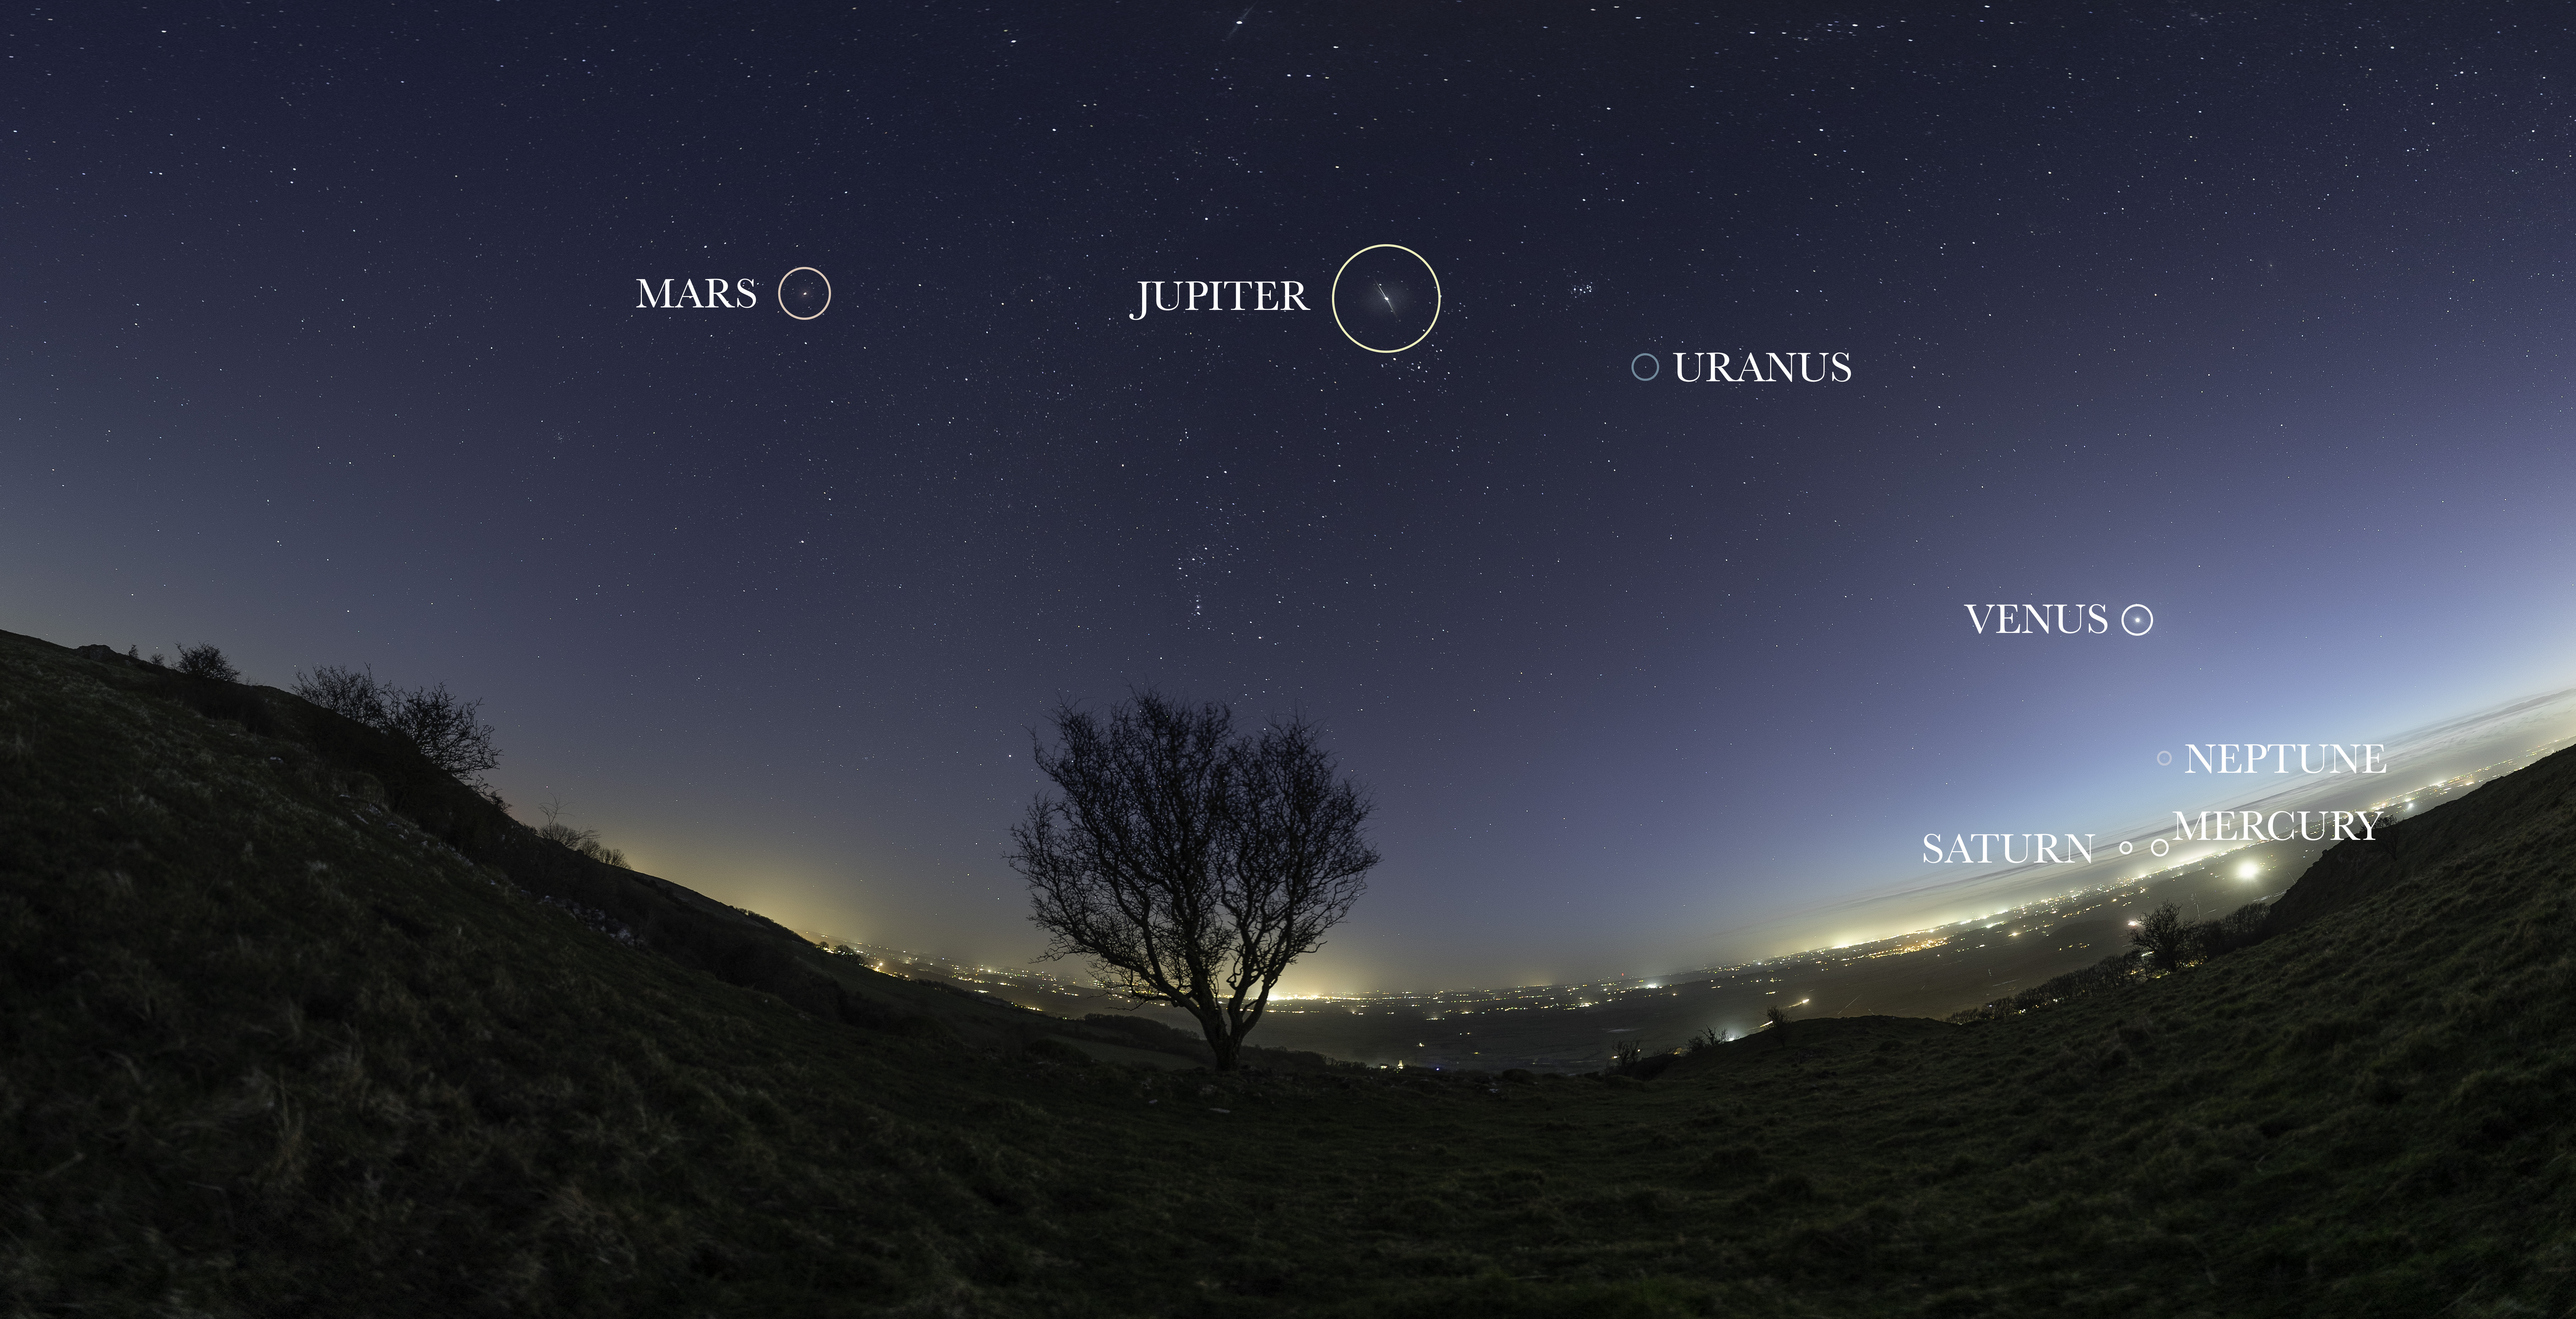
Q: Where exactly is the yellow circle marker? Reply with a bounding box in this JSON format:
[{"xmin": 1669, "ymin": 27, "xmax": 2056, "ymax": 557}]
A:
[
  {"xmin": 1330, "ymin": 244, "xmax": 1440, "ymax": 353},
  {"xmin": 777, "ymin": 266, "xmax": 832, "ymax": 321}
]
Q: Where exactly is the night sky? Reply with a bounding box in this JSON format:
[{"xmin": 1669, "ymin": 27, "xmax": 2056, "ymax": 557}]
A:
[{"xmin": 9, "ymin": 4, "xmax": 2576, "ymax": 991}]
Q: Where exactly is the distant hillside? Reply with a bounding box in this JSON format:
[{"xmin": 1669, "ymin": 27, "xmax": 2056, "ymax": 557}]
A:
[
  {"xmin": 2263, "ymin": 739, "xmax": 2576, "ymax": 935},
  {"xmin": 7, "ymin": 623, "xmax": 2575, "ymax": 1315}
]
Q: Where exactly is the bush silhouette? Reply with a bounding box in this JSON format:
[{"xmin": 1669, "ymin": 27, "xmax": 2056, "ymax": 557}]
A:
[
  {"xmin": 292, "ymin": 664, "xmax": 500, "ymax": 785},
  {"xmin": 294, "ymin": 663, "xmax": 388, "ymax": 726},
  {"xmin": 2130, "ymin": 902, "xmax": 2193, "ymax": 968},
  {"xmin": 1956, "ymin": 898, "xmax": 2278, "ymax": 1023},
  {"xmin": 172, "ymin": 642, "xmax": 240, "ymax": 683},
  {"xmin": 2190, "ymin": 900, "xmax": 2273, "ymax": 960},
  {"xmin": 535, "ymin": 799, "xmax": 629, "ymax": 868}
]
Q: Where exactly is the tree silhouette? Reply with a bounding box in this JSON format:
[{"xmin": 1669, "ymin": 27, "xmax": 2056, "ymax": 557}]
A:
[
  {"xmin": 173, "ymin": 642, "xmax": 240, "ymax": 683},
  {"xmin": 292, "ymin": 664, "xmax": 500, "ymax": 785},
  {"xmin": 1011, "ymin": 691, "xmax": 1378, "ymax": 1072},
  {"xmin": 2130, "ymin": 902, "xmax": 2193, "ymax": 968}
]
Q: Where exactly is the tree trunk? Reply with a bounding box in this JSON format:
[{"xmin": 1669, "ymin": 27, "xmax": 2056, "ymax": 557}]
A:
[{"xmin": 1187, "ymin": 1005, "xmax": 1243, "ymax": 1072}]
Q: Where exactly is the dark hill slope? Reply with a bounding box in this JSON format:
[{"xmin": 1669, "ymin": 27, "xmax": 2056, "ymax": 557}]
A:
[
  {"xmin": 0, "ymin": 630, "xmax": 1132, "ymax": 1312},
  {"xmin": 2264, "ymin": 739, "xmax": 2576, "ymax": 935},
  {"xmin": 16, "ymin": 628, "xmax": 1047, "ymax": 1048},
  {"xmin": 6, "ymin": 625, "xmax": 2576, "ymax": 1317}
]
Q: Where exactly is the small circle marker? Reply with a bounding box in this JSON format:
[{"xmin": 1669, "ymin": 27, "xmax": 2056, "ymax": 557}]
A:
[
  {"xmin": 2121, "ymin": 604, "xmax": 2155, "ymax": 636},
  {"xmin": 1630, "ymin": 353, "xmax": 1660, "ymax": 381},
  {"xmin": 777, "ymin": 267, "xmax": 831, "ymax": 320},
  {"xmin": 2157, "ymin": 750, "xmax": 2172, "ymax": 767}
]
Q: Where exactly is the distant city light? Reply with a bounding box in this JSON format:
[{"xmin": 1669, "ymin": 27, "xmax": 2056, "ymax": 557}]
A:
[{"xmin": 2238, "ymin": 861, "xmax": 2259, "ymax": 879}]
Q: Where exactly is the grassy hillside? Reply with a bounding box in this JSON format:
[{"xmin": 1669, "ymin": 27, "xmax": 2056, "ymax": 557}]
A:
[{"xmin": 5, "ymin": 627, "xmax": 2574, "ymax": 1316}]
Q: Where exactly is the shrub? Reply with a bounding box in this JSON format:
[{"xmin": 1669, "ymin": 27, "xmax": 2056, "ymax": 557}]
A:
[
  {"xmin": 2192, "ymin": 900, "xmax": 2274, "ymax": 960},
  {"xmin": 293, "ymin": 664, "xmax": 387, "ymax": 726},
  {"xmin": 172, "ymin": 642, "xmax": 240, "ymax": 683},
  {"xmin": 1957, "ymin": 898, "xmax": 2275, "ymax": 1024},
  {"xmin": 2131, "ymin": 902, "xmax": 2193, "ymax": 968},
  {"xmin": 381, "ymin": 683, "xmax": 500, "ymax": 783},
  {"xmin": 535, "ymin": 800, "xmax": 630, "ymax": 868},
  {"xmin": 292, "ymin": 664, "xmax": 500, "ymax": 784},
  {"xmin": 1606, "ymin": 1041, "xmax": 1680, "ymax": 1080}
]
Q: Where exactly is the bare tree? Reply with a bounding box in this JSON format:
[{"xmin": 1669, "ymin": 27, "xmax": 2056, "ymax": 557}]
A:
[
  {"xmin": 384, "ymin": 682, "xmax": 500, "ymax": 783},
  {"xmin": 537, "ymin": 798, "xmax": 630, "ymax": 868},
  {"xmin": 294, "ymin": 664, "xmax": 389, "ymax": 726},
  {"xmin": 291, "ymin": 664, "xmax": 500, "ymax": 786},
  {"xmin": 1010, "ymin": 691, "xmax": 1377, "ymax": 1072},
  {"xmin": 173, "ymin": 642, "xmax": 241, "ymax": 683},
  {"xmin": 2130, "ymin": 902, "xmax": 2193, "ymax": 968}
]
